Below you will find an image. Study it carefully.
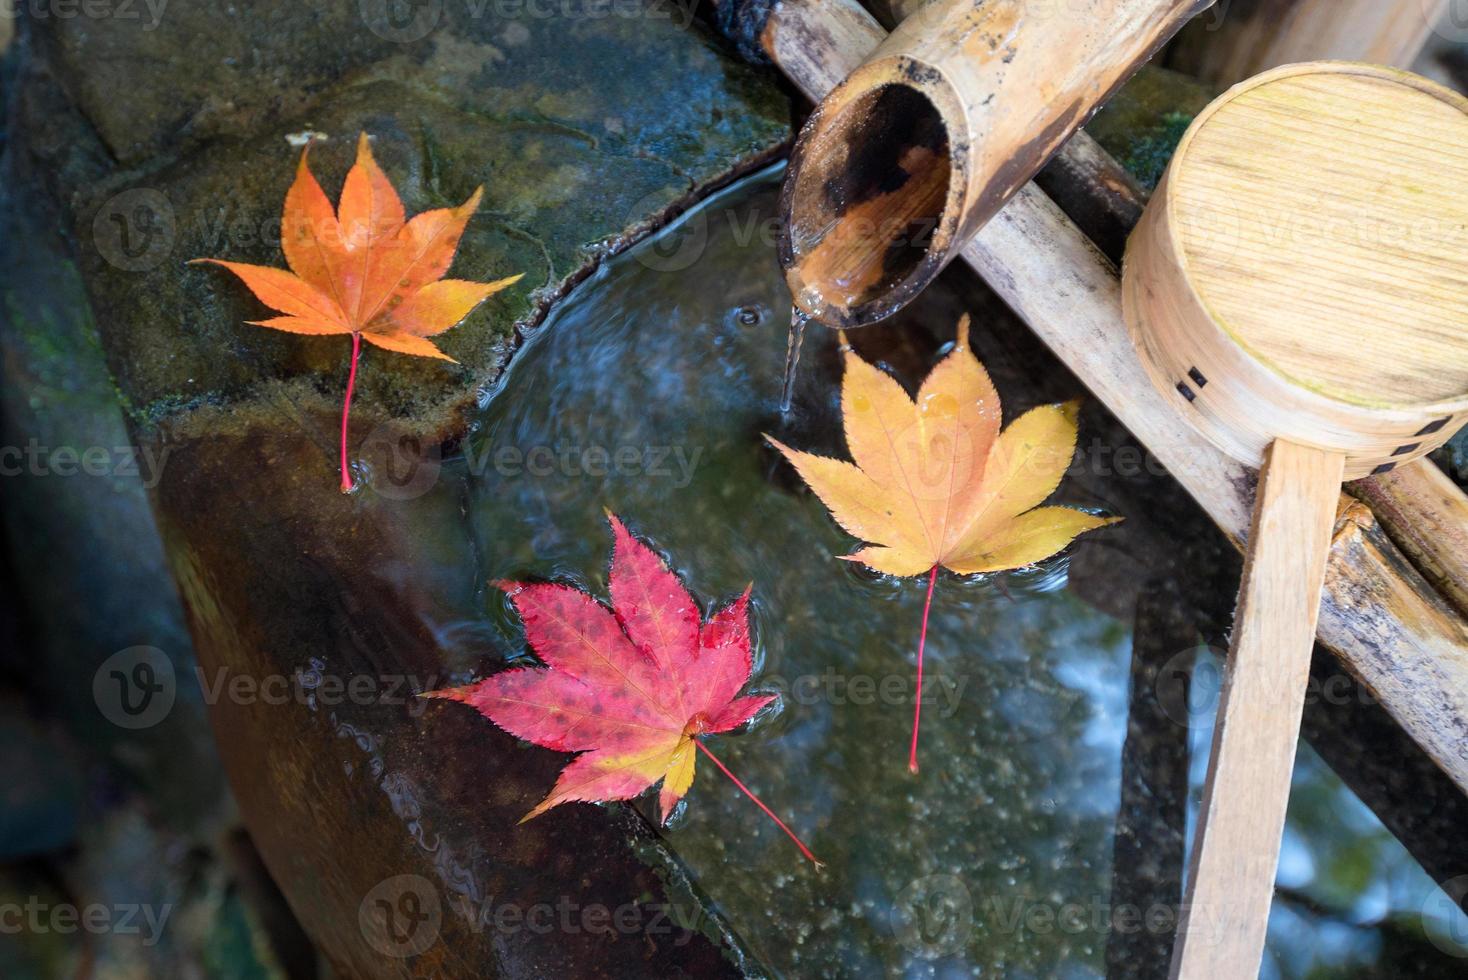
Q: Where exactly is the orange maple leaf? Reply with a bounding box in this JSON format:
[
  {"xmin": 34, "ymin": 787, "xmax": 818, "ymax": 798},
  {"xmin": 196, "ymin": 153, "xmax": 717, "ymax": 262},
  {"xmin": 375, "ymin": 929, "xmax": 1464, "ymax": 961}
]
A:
[
  {"xmin": 425, "ymin": 514, "xmax": 820, "ymax": 866},
  {"xmin": 193, "ymin": 133, "xmax": 522, "ymax": 492},
  {"xmin": 768, "ymin": 315, "xmax": 1119, "ymax": 772}
]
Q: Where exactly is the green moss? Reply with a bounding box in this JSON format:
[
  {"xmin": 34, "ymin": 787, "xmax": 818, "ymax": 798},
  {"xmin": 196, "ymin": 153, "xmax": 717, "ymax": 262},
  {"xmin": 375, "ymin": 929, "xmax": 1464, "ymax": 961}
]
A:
[
  {"xmin": 1117, "ymin": 111, "xmax": 1195, "ymax": 190},
  {"xmin": 1088, "ymin": 65, "xmax": 1217, "ymax": 191},
  {"xmin": 51, "ymin": 14, "xmax": 788, "ymax": 439}
]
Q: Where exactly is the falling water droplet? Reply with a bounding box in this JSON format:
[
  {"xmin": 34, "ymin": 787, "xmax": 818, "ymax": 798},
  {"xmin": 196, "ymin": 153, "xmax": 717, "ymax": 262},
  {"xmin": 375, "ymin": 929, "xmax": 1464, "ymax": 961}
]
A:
[{"xmin": 779, "ymin": 306, "xmax": 810, "ymax": 416}]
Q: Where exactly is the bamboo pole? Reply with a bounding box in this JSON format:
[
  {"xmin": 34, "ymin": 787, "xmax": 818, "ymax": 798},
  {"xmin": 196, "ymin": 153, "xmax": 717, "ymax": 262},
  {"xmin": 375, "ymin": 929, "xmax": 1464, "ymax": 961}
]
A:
[
  {"xmin": 1350, "ymin": 460, "xmax": 1468, "ymax": 619},
  {"xmin": 1019, "ymin": 45, "xmax": 1468, "ymax": 631},
  {"xmin": 1170, "ymin": 0, "xmax": 1450, "ymax": 89},
  {"xmin": 778, "ymin": 0, "xmax": 1206, "ymax": 327},
  {"xmin": 749, "ymin": 0, "xmax": 1468, "ymax": 794}
]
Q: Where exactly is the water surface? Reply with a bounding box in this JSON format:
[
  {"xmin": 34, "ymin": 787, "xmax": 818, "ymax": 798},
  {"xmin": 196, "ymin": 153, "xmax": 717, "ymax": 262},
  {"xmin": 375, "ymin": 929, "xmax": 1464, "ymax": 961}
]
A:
[{"xmin": 437, "ymin": 168, "xmax": 1468, "ymax": 977}]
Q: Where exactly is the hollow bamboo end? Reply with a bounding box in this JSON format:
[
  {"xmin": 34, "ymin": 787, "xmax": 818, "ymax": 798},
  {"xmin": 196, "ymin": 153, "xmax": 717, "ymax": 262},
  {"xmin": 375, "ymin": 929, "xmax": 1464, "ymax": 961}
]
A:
[{"xmin": 778, "ymin": 56, "xmax": 968, "ymax": 329}]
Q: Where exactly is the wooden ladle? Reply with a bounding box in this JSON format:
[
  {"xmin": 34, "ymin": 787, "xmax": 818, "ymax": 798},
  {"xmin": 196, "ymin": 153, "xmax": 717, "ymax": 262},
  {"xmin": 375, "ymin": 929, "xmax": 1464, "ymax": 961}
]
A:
[{"xmin": 1122, "ymin": 61, "xmax": 1468, "ymax": 977}]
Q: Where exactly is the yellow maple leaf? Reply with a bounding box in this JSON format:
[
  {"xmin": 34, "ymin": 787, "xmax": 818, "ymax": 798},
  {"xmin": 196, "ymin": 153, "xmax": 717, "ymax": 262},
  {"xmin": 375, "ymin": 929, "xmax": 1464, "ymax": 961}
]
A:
[{"xmin": 767, "ymin": 314, "xmax": 1119, "ymax": 771}]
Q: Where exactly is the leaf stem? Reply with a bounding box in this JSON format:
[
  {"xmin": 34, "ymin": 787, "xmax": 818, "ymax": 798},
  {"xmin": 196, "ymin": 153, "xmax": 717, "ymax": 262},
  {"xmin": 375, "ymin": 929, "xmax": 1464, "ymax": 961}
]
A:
[
  {"xmin": 340, "ymin": 331, "xmax": 362, "ymax": 493},
  {"xmin": 695, "ymin": 740, "xmax": 822, "ymax": 868},
  {"xmin": 909, "ymin": 565, "xmax": 939, "ymax": 774}
]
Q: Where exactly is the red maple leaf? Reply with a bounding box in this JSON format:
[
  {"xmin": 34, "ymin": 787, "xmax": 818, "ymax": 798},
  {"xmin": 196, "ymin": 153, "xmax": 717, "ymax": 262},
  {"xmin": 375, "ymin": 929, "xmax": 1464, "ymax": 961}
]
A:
[{"xmin": 425, "ymin": 514, "xmax": 819, "ymax": 865}]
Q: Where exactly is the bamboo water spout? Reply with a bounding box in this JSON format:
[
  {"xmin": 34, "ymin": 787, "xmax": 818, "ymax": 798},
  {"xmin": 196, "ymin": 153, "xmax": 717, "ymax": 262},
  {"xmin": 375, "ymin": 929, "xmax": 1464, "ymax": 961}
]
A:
[
  {"xmin": 777, "ymin": 0, "xmax": 1208, "ymax": 327},
  {"xmin": 730, "ymin": 0, "xmax": 1468, "ymax": 805}
]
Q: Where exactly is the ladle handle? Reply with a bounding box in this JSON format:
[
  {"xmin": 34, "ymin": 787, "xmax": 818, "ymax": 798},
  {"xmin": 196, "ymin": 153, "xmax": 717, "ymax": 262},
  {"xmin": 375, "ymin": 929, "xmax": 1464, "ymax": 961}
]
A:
[{"xmin": 1169, "ymin": 439, "xmax": 1344, "ymax": 980}]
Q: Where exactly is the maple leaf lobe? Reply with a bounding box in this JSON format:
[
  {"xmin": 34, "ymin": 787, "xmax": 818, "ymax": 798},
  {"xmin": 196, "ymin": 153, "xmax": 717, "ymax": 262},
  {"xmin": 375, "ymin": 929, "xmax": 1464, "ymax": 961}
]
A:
[
  {"xmin": 769, "ymin": 315, "xmax": 1118, "ymax": 577},
  {"xmin": 194, "ymin": 131, "xmax": 522, "ymax": 361},
  {"xmin": 427, "ymin": 515, "xmax": 772, "ymax": 827}
]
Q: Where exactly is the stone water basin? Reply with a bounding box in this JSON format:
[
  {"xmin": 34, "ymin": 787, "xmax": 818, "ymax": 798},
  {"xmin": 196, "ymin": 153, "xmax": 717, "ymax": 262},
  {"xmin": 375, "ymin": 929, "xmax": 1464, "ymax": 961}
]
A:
[{"xmin": 415, "ymin": 167, "xmax": 1468, "ymax": 977}]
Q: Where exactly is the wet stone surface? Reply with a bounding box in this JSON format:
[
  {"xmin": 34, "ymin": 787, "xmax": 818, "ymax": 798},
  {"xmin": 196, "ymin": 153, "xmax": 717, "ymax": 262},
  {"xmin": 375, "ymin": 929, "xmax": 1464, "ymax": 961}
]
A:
[
  {"xmin": 19, "ymin": 0, "xmax": 790, "ymax": 436},
  {"xmin": 3, "ymin": 2, "xmax": 791, "ymax": 974}
]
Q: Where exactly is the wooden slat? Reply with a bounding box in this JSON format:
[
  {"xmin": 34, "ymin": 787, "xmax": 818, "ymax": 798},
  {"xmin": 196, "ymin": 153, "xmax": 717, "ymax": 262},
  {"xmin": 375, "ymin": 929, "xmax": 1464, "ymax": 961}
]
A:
[{"xmin": 1170, "ymin": 441, "xmax": 1344, "ymax": 978}]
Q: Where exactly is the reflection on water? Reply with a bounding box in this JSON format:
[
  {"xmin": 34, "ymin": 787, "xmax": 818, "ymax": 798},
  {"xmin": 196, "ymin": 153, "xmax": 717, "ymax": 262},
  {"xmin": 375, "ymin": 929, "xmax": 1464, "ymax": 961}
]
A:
[{"xmin": 437, "ymin": 168, "xmax": 1466, "ymax": 977}]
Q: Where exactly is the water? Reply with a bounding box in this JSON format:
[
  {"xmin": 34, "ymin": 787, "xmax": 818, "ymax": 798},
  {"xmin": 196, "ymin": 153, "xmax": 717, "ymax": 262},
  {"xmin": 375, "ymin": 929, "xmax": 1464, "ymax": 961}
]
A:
[
  {"xmin": 437, "ymin": 167, "xmax": 1467, "ymax": 977},
  {"xmin": 780, "ymin": 307, "xmax": 810, "ymax": 415}
]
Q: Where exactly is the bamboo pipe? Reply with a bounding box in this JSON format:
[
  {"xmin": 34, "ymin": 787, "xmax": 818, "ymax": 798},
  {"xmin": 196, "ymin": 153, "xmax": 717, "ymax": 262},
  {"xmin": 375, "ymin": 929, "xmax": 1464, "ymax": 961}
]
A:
[
  {"xmin": 777, "ymin": 0, "xmax": 1208, "ymax": 327},
  {"xmin": 743, "ymin": 0, "xmax": 1468, "ymax": 796},
  {"xmin": 1170, "ymin": 0, "xmax": 1450, "ymax": 89},
  {"xmin": 1350, "ymin": 459, "xmax": 1468, "ymax": 619}
]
